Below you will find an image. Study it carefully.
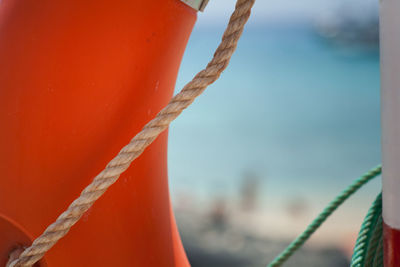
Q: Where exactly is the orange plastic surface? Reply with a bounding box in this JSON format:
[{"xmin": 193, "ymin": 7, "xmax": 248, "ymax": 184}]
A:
[{"xmin": 0, "ymin": 0, "xmax": 196, "ymax": 266}]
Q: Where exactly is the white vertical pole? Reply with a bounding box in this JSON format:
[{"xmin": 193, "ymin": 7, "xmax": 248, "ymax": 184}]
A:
[{"xmin": 381, "ymin": 0, "xmax": 400, "ymax": 264}]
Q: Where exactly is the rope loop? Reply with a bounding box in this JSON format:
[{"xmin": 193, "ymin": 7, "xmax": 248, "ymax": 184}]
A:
[{"xmin": 351, "ymin": 194, "xmax": 383, "ymax": 267}]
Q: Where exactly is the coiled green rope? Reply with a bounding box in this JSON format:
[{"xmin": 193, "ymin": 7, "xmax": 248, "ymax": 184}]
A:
[
  {"xmin": 351, "ymin": 193, "xmax": 383, "ymax": 267},
  {"xmin": 268, "ymin": 165, "xmax": 382, "ymax": 267}
]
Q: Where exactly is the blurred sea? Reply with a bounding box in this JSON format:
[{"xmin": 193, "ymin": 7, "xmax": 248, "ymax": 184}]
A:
[{"xmin": 169, "ymin": 23, "xmax": 381, "ymax": 247}]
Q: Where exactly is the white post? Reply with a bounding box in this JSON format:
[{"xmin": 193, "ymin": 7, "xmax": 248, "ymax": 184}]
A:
[{"xmin": 381, "ymin": 0, "xmax": 400, "ymax": 264}]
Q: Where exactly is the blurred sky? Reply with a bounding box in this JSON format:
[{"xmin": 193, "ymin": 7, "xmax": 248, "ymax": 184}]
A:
[{"xmin": 196, "ymin": 0, "xmax": 378, "ymax": 26}]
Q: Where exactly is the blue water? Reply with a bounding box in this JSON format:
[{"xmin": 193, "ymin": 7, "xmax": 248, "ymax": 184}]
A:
[{"xmin": 168, "ymin": 24, "xmax": 381, "ymax": 211}]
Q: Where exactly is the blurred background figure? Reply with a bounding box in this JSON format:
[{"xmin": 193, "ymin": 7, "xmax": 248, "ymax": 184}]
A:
[
  {"xmin": 239, "ymin": 170, "xmax": 260, "ymax": 213},
  {"xmin": 170, "ymin": 0, "xmax": 380, "ymax": 266},
  {"xmin": 209, "ymin": 197, "xmax": 229, "ymax": 232},
  {"xmin": 285, "ymin": 196, "xmax": 309, "ymax": 220}
]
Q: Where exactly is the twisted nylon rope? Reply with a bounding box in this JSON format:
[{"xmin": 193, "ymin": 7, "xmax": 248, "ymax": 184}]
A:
[
  {"xmin": 7, "ymin": 0, "xmax": 255, "ymax": 266},
  {"xmin": 351, "ymin": 193, "xmax": 383, "ymax": 267},
  {"xmin": 268, "ymin": 165, "xmax": 382, "ymax": 267}
]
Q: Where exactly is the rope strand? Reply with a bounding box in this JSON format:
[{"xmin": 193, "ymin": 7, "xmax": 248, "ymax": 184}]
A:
[
  {"xmin": 267, "ymin": 165, "xmax": 382, "ymax": 267},
  {"xmin": 7, "ymin": 0, "xmax": 256, "ymax": 266}
]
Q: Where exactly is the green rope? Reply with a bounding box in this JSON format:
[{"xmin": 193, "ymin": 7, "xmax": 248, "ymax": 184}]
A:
[
  {"xmin": 268, "ymin": 165, "xmax": 382, "ymax": 267},
  {"xmin": 350, "ymin": 194, "xmax": 382, "ymax": 267},
  {"xmin": 351, "ymin": 194, "xmax": 383, "ymax": 267}
]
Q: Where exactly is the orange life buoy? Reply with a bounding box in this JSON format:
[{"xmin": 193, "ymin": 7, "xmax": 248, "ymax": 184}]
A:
[{"xmin": 0, "ymin": 0, "xmax": 196, "ymax": 266}]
